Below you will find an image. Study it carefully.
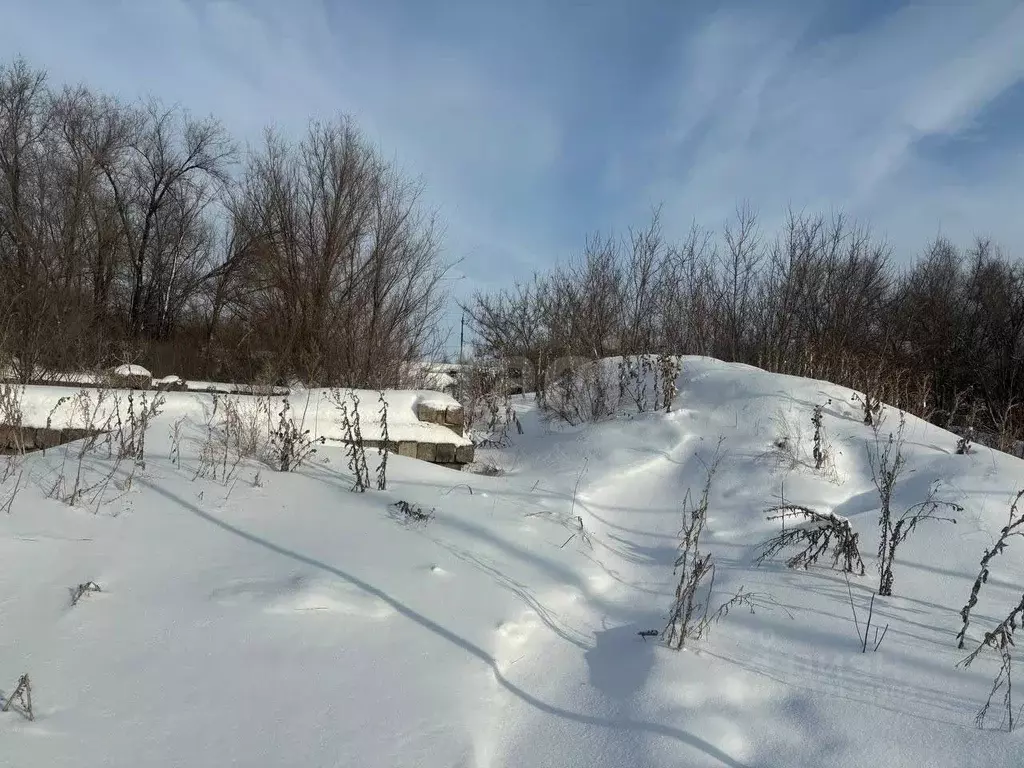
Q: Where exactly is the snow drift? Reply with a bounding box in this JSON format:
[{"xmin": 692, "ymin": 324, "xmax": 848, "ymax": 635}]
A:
[{"xmin": 1, "ymin": 357, "xmax": 1022, "ymax": 767}]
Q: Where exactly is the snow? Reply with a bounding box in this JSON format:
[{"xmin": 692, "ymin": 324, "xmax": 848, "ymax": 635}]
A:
[
  {"xmin": 7, "ymin": 385, "xmax": 469, "ymax": 447},
  {"xmin": 405, "ymin": 361, "xmax": 463, "ymax": 393},
  {"xmin": 1, "ymin": 356, "xmax": 1022, "ymax": 766},
  {"xmin": 111, "ymin": 364, "xmax": 151, "ymax": 379},
  {"xmin": 174, "ymin": 379, "xmax": 290, "ymax": 394},
  {"xmin": 318, "ymin": 388, "xmax": 471, "ymax": 446},
  {"xmin": 154, "ymin": 375, "xmax": 184, "ymax": 387}
]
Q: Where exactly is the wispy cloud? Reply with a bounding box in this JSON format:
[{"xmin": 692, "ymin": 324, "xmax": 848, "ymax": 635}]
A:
[
  {"xmin": 2, "ymin": 0, "xmax": 1023, "ymax": 299},
  {"xmin": 641, "ymin": 1, "xmax": 1024, "ymax": 250}
]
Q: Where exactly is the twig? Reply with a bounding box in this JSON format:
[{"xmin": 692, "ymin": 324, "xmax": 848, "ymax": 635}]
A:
[
  {"xmin": 69, "ymin": 580, "xmax": 102, "ymax": 607},
  {"xmin": 2, "ymin": 674, "xmax": 33, "ymax": 720},
  {"xmin": 442, "ymin": 484, "xmax": 475, "ymax": 496}
]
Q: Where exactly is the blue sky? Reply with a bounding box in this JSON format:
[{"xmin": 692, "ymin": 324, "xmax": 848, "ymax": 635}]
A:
[{"xmin": 4, "ymin": 0, "xmax": 1024, "ymax": 306}]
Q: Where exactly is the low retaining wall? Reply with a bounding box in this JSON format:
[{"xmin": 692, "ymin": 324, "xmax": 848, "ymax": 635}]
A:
[
  {"xmin": 342, "ymin": 439, "xmax": 473, "ymax": 470},
  {"xmin": 0, "ymin": 390, "xmax": 475, "ymax": 469},
  {"xmin": 0, "ymin": 426, "xmax": 101, "ymax": 454}
]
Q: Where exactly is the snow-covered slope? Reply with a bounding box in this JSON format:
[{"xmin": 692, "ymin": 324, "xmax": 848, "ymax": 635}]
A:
[{"xmin": 1, "ymin": 357, "xmax": 1021, "ymax": 767}]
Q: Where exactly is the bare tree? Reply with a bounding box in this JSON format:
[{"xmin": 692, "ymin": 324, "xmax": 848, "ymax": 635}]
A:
[
  {"xmin": 229, "ymin": 119, "xmax": 448, "ymax": 386},
  {"xmin": 100, "ymin": 101, "xmax": 234, "ymax": 339},
  {"xmin": 716, "ymin": 203, "xmax": 763, "ymax": 361}
]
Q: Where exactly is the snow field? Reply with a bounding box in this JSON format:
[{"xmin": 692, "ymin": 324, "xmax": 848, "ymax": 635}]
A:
[{"xmin": 1, "ymin": 357, "xmax": 1022, "ymax": 766}]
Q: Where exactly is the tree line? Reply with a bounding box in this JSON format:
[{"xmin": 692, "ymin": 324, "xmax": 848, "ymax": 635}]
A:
[
  {"xmin": 466, "ymin": 206, "xmax": 1024, "ymax": 450},
  {"xmin": 0, "ymin": 57, "xmax": 448, "ymax": 387},
  {"xmin": 5, "ymin": 54, "xmax": 1022, "ymax": 450}
]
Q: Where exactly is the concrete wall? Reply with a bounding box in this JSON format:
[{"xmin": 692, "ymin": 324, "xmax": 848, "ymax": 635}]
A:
[{"xmin": 0, "ymin": 426, "xmax": 101, "ymax": 454}]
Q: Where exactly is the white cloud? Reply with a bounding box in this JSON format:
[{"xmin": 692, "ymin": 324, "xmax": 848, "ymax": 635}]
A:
[{"xmin": 645, "ymin": 1, "xmax": 1024, "ymax": 253}]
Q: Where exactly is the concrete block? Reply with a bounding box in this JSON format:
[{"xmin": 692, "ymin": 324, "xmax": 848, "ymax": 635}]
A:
[
  {"xmin": 443, "ymin": 407, "xmax": 464, "ymax": 429},
  {"xmin": 416, "ymin": 403, "xmax": 442, "ymax": 423},
  {"xmin": 36, "ymin": 429, "xmax": 64, "ymax": 450},
  {"xmin": 435, "ymin": 443, "xmax": 456, "ymax": 463},
  {"xmin": 398, "ymin": 441, "xmax": 418, "ymax": 458},
  {"xmin": 455, "ymin": 444, "xmax": 475, "ymax": 465},
  {"xmin": 416, "ymin": 442, "xmax": 437, "ymax": 462},
  {"xmin": 0, "ymin": 425, "xmax": 24, "ymax": 452}
]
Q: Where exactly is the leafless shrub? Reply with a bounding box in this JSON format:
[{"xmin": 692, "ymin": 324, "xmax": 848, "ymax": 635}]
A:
[
  {"xmin": 462, "ymin": 359, "xmax": 521, "ymax": 447},
  {"xmin": 703, "ymin": 587, "xmax": 777, "ymax": 627},
  {"xmin": 0, "ymin": 381, "xmax": 26, "ymax": 454},
  {"xmin": 227, "ymin": 396, "xmax": 275, "ymax": 461},
  {"xmin": 113, "ymin": 390, "xmax": 164, "ymax": 465},
  {"xmin": 0, "ymin": 382, "xmax": 25, "ymax": 512},
  {"xmin": 757, "ymin": 503, "xmax": 865, "ymax": 575},
  {"xmin": 191, "ymin": 393, "xmax": 280, "ymax": 482},
  {"xmin": 168, "ymin": 416, "xmax": 186, "ymax": 468},
  {"xmin": 543, "ymin": 357, "xmax": 617, "ymax": 426},
  {"xmin": 988, "ymin": 397, "xmax": 1022, "ymax": 457},
  {"xmin": 45, "ymin": 388, "xmax": 128, "ymax": 510},
  {"xmin": 1, "ymin": 673, "xmax": 33, "ymax": 721},
  {"xmin": 44, "ymin": 395, "xmax": 73, "ymax": 445},
  {"xmin": 811, "ymin": 401, "xmax": 827, "ymax": 469},
  {"xmin": 957, "ymin": 490, "xmax": 1024, "ymax": 649},
  {"xmin": 194, "ymin": 399, "xmax": 227, "ymax": 481},
  {"xmin": 664, "ymin": 443, "xmax": 722, "ymax": 649},
  {"xmin": 1, "ymin": 448, "xmax": 21, "ymax": 486},
  {"xmin": 618, "ymin": 355, "xmax": 653, "ymax": 413},
  {"xmin": 48, "ymin": 382, "xmax": 162, "ymax": 505},
  {"xmin": 852, "ymin": 388, "xmax": 884, "ymax": 427},
  {"xmin": 333, "ymin": 389, "xmax": 370, "ymax": 492},
  {"xmin": 657, "ymin": 354, "xmax": 682, "ymax": 412},
  {"xmin": 763, "ymin": 410, "xmax": 806, "ymax": 471},
  {"xmin": 760, "ymin": 406, "xmax": 840, "ymax": 482},
  {"xmin": 69, "ymin": 580, "xmax": 102, "ymax": 607},
  {"xmin": 269, "ymin": 396, "xmax": 323, "ymax": 472},
  {"xmin": 956, "ymin": 427, "xmax": 975, "ymax": 455},
  {"xmin": 194, "ymin": 396, "xmax": 241, "ymax": 483},
  {"xmin": 868, "ymin": 411, "xmax": 960, "ymax": 596},
  {"xmin": 1, "ymin": 467, "xmax": 23, "ymax": 514},
  {"xmin": 960, "ymin": 594, "xmax": 1024, "ymax": 731},
  {"xmin": 845, "ymin": 574, "xmax": 889, "ymax": 652},
  {"xmin": 376, "ymin": 390, "xmax": 389, "ymax": 490},
  {"xmin": 558, "ymin": 514, "xmax": 593, "ymax": 550},
  {"xmin": 389, "ymin": 500, "xmax": 434, "ymax": 525}
]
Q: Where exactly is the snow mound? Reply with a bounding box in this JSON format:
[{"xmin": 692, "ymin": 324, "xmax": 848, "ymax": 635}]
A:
[{"xmin": 111, "ymin": 364, "xmax": 151, "ymax": 378}]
